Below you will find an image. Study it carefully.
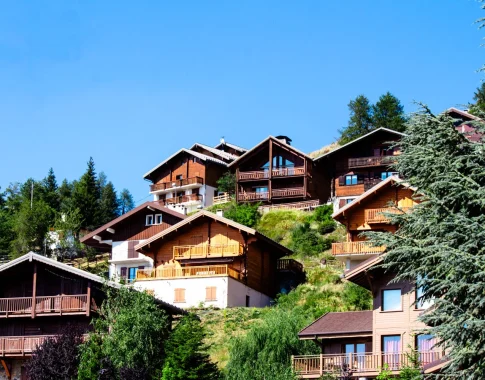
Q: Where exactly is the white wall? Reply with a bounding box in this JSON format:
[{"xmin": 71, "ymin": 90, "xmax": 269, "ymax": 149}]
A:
[
  {"xmin": 227, "ymin": 277, "xmax": 272, "ymax": 308},
  {"xmin": 110, "ymin": 240, "xmax": 152, "ymax": 280},
  {"xmin": 204, "ymin": 185, "xmax": 217, "ymax": 208}
]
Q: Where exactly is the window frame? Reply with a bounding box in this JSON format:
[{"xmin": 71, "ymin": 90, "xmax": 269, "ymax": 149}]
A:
[
  {"xmin": 174, "ymin": 288, "xmax": 186, "ymax": 303},
  {"xmin": 146, "ymin": 215, "xmax": 154, "ymax": 226},
  {"xmin": 381, "ymin": 288, "xmax": 402, "ymax": 312},
  {"xmin": 205, "ymin": 286, "xmax": 217, "ymax": 302},
  {"xmin": 154, "ymin": 214, "xmax": 163, "ymax": 225}
]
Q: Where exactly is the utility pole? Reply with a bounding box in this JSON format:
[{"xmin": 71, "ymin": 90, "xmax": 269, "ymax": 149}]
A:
[{"xmin": 30, "ymin": 182, "xmax": 34, "ymax": 210}]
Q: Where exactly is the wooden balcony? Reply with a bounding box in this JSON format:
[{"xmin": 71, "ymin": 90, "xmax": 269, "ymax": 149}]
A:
[
  {"xmin": 348, "ymin": 155, "xmax": 398, "ymax": 169},
  {"xmin": 159, "ymin": 193, "xmax": 203, "ymax": 206},
  {"xmin": 332, "ymin": 242, "xmax": 385, "ymax": 256},
  {"xmin": 0, "ymin": 295, "xmax": 89, "ymax": 318},
  {"xmin": 0, "ymin": 335, "xmax": 55, "ymax": 357},
  {"xmin": 173, "ymin": 243, "xmax": 243, "ymax": 260},
  {"xmin": 238, "ymin": 170, "xmax": 269, "ymax": 181},
  {"xmin": 237, "ymin": 191, "xmax": 269, "ymax": 202},
  {"xmin": 238, "ymin": 166, "xmax": 305, "ymax": 181},
  {"xmin": 277, "ymin": 259, "xmax": 304, "ymax": 273},
  {"xmin": 136, "ymin": 264, "xmax": 242, "ymax": 281},
  {"xmin": 150, "ymin": 176, "xmax": 204, "ymax": 192},
  {"xmin": 259, "ymin": 200, "xmax": 320, "ymax": 212},
  {"xmin": 213, "ymin": 193, "xmax": 233, "ymax": 205},
  {"xmin": 272, "ymin": 187, "xmax": 305, "ymax": 198},
  {"xmin": 292, "ymin": 351, "xmax": 444, "ymax": 378},
  {"xmin": 365, "ymin": 207, "xmax": 411, "ymax": 224}
]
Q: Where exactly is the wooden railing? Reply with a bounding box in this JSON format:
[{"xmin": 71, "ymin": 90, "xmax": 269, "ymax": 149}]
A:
[
  {"xmin": 238, "ymin": 170, "xmax": 269, "ymax": 180},
  {"xmin": 159, "ymin": 193, "xmax": 203, "ymax": 206},
  {"xmin": 237, "ymin": 191, "xmax": 269, "ymax": 202},
  {"xmin": 365, "ymin": 207, "xmax": 411, "ymax": 223},
  {"xmin": 277, "ymin": 259, "xmax": 304, "ymax": 273},
  {"xmin": 0, "ymin": 335, "xmax": 55, "ymax": 356},
  {"xmin": 213, "ymin": 193, "xmax": 233, "ymax": 205},
  {"xmin": 292, "ymin": 351, "xmax": 444, "ymax": 377},
  {"xmin": 136, "ymin": 264, "xmax": 242, "ymax": 281},
  {"xmin": 0, "ymin": 295, "xmax": 89, "ymax": 318},
  {"xmin": 272, "ymin": 166, "xmax": 305, "ymax": 177},
  {"xmin": 332, "ymin": 242, "xmax": 385, "ymax": 256},
  {"xmin": 272, "ymin": 187, "xmax": 305, "ymax": 198},
  {"xmin": 173, "ymin": 243, "xmax": 243, "ymax": 259},
  {"xmin": 150, "ymin": 176, "xmax": 204, "ymax": 192},
  {"xmin": 259, "ymin": 200, "xmax": 320, "ymax": 212},
  {"xmin": 348, "ymin": 155, "xmax": 398, "ymax": 169}
]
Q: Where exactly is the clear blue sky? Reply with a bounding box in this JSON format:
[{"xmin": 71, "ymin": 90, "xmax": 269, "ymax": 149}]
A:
[{"xmin": 1, "ymin": 0, "xmax": 483, "ymax": 204}]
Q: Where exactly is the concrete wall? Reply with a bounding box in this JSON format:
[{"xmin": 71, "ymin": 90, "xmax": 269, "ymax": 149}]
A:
[
  {"xmin": 110, "ymin": 240, "xmax": 152, "ymax": 280},
  {"xmin": 227, "ymin": 277, "xmax": 272, "ymax": 308}
]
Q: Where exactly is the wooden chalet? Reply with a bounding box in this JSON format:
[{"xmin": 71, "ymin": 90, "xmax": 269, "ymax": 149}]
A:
[
  {"xmin": 80, "ymin": 202, "xmax": 185, "ymax": 283},
  {"xmin": 133, "ymin": 210, "xmax": 304, "ymax": 308},
  {"xmin": 313, "ymin": 128, "xmax": 404, "ymax": 210},
  {"xmin": 229, "ymin": 136, "xmax": 329, "ymax": 206},
  {"xmin": 446, "ymin": 107, "xmax": 483, "ymax": 142},
  {"xmin": 0, "ymin": 252, "xmax": 184, "ymax": 380},
  {"xmin": 331, "ymin": 175, "xmax": 417, "ymax": 270}
]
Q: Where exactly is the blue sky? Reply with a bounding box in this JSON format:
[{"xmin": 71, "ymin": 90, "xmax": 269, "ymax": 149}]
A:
[{"xmin": 1, "ymin": 0, "xmax": 483, "ymax": 204}]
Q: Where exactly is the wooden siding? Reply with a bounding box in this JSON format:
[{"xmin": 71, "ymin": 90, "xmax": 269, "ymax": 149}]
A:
[{"xmin": 154, "ymin": 155, "xmax": 207, "ymax": 186}]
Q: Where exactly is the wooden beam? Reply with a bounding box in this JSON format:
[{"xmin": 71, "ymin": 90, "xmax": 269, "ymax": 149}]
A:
[
  {"xmin": 208, "ymin": 219, "xmax": 212, "ymax": 246},
  {"xmin": 1, "ymin": 359, "xmax": 11, "ymax": 380},
  {"xmin": 269, "ymin": 139, "xmax": 273, "ymax": 201},
  {"xmin": 86, "ymin": 281, "xmax": 91, "ymax": 317},
  {"xmin": 32, "ymin": 263, "xmax": 37, "ymax": 319},
  {"xmin": 106, "ymin": 228, "xmax": 115, "ymax": 234}
]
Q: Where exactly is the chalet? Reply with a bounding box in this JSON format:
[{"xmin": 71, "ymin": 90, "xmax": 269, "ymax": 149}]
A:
[
  {"xmin": 229, "ymin": 136, "xmax": 329, "ymax": 206},
  {"xmin": 80, "ymin": 202, "xmax": 185, "ymax": 282},
  {"xmin": 0, "ymin": 252, "xmax": 185, "ymax": 380},
  {"xmin": 133, "ymin": 210, "xmax": 304, "ymax": 308},
  {"xmin": 313, "ymin": 128, "xmax": 404, "ymax": 211},
  {"xmin": 331, "ymin": 176, "xmax": 417, "ymax": 270},
  {"xmin": 446, "ymin": 107, "xmax": 483, "ymax": 142}
]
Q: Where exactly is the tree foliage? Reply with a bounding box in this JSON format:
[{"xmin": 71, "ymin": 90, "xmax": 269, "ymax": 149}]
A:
[
  {"xmin": 118, "ymin": 188, "xmax": 135, "ymax": 214},
  {"xmin": 222, "ymin": 202, "xmax": 261, "ymax": 227},
  {"xmin": 365, "ymin": 105, "xmax": 485, "ymax": 379},
  {"xmin": 216, "ymin": 171, "xmax": 236, "ymax": 195},
  {"xmin": 72, "ymin": 157, "xmax": 101, "ymax": 230},
  {"xmin": 339, "ymin": 95, "xmax": 373, "ymax": 145}
]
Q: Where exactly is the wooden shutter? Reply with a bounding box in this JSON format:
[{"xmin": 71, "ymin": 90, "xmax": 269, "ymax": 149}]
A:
[
  {"xmin": 205, "ymin": 287, "xmax": 216, "ymax": 301},
  {"xmin": 338, "ymin": 176, "xmax": 345, "ymax": 186},
  {"xmin": 174, "ymin": 288, "xmax": 185, "ymax": 303},
  {"xmin": 128, "ymin": 241, "xmax": 139, "ymax": 259},
  {"xmin": 120, "ymin": 267, "xmax": 127, "ymax": 279}
]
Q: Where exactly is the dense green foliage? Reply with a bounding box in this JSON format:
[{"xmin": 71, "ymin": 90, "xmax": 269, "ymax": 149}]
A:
[
  {"xmin": 162, "ymin": 314, "xmax": 221, "ymax": 380},
  {"xmin": 469, "ymin": 82, "xmax": 485, "ymax": 115},
  {"xmin": 221, "ymin": 202, "xmax": 261, "ymax": 228},
  {"xmin": 216, "ymin": 171, "xmax": 237, "ymax": 195},
  {"xmin": 0, "ymin": 158, "xmax": 135, "ymax": 259},
  {"xmin": 365, "ymin": 105, "xmax": 485, "ymax": 378},
  {"xmin": 339, "ymin": 92, "xmax": 406, "ymax": 144}
]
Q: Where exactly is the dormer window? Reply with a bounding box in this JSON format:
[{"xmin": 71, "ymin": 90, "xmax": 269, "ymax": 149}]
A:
[
  {"xmin": 155, "ymin": 214, "xmax": 163, "ymax": 225},
  {"xmin": 146, "ymin": 215, "xmax": 154, "ymax": 226}
]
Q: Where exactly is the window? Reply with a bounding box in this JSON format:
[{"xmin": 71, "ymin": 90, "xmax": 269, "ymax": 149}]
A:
[
  {"xmin": 345, "ymin": 198, "xmax": 354, "ymax": 205},
  {"xmin": 174, "ymin": 288, "xmax": 186, "ymax": 303},
  {"xmin": 255, "ymin": 187, "xmax": 268, "ymax": 193},
  {"xmin": 345, "ymin": 343, "xmax": 366, "ymax": 370},
  {"xmin": 382, "ymin": 289, "xmax": 402, "ymax": 311},
  {"xmin": 155, "ymin": 214, "xmax": 163, "ymax": 225},
  {"xmin": 245, "ymin": 295, "xmax": 250, "ymax": 307},
  {"xmin": 345, "ymin": 175, "xmax": 358, "ymax": 185},
  {"xmin": 416, "ymin": 334, "xmax": 435, "ymax": 353},
  {"xmin": 176, "ymin": 174, "xmax": 183, "ymax": 180},
  {"xmin": 344, "ymin": 343, "xmax": 365, "ymax": 354},
  {"xmin": 128, "ymin": 267, "xmax": 137, "ymax": 283},
  {"xmin": 146, "ymin": 215, "xmax": 154, "ymax": 225},
  {"xmin": 205, "ymin": 287, "xmax": 217, "ymax": 301},
  {"xmin": 382, "ymin": 335, "xmax": 401, "ymax": 369},
  {"xmin": 416, "ymin": 283, "xmax": 433, "ymax": 309},
  {"xmin": 381, "ymin": 172, "xmax": 398, "ymax": 180}
]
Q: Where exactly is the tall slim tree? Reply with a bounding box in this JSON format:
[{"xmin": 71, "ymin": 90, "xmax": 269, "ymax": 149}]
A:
[
  {"xmin": 72, "ymin": 158, "xmax": 100, "ymax": 230},
  {"xmin": 118, "ymin": 189, "xmax": 135, "ymax": 215},
  {"xmin": 58, "ymin": 179, "xmax": 74, "ymax": 212},
  {"xmin": 43, "ymin": 168, "xmax": 60, "ymax": 212},
  {"xmin": 469, "ymin": 82, "xmax": 485, "ymax": 116},
  {"xmin": 372, "ymin": 92, "xmax": 407, "ymax": 132},
  {"xmin": 365, "ymin": 105, "xmax": 485, "ymax": 378},
  {"xmin": 99, "ymin": 181, "xmax": 119, "ymax": 225},
  {"xmin": 339, "ymin": 95, "xmax": 373, "ymax": 144}
]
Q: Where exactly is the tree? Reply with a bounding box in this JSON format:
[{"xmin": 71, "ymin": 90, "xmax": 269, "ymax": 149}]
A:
[
  {"xmin": 222, "ymin": 202, "xmax": 260, "ymax": 227},
  {"xmin": 26, "ymin": 325, "xmax": 83, "ymax": 380},
  {"xmin": 372, "ymin": 92, "xmax": 407, "ymax": 132},
  {"xmin": 469, "ymin": 83, "xmax": 485, "ymax": 116},
  {"xmin": 161, "ymin": 314, "xmax": 220, "ymax": 380},
  {"xmin": 58, "ymin": 179, "xmax": 74, "ymax": 212},
  {"xmin": 43, "ymin": 168, "xmax": 60, "ymax": 211},
  {"xmin": 118, "ymin": 189, "xmax": 135, "ymax": 215},
  {"xmin": 99, "ymin": 181, "xmax": 119, "ymax": 225},
  {"xmin": 365, "ymin": 105, "xmax": 485, "ymax": 378},
  {"xmin": 339, "ymin": 95, "xmax": 373, "ymax": 145},
  {"xmin": 72, "ymin": 157, "xmax": 101, "ymax": 230},
  {"xmin": 216, "ymin": 171, "xmax": 236, "ymax": 195}
]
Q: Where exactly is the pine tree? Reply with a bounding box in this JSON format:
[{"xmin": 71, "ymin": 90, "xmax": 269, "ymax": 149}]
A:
[
  {"xmin": 43, "ymin": 168, "xmax": 59, "ymax": 211},
  {"xmin": 58, "ymin": 179, "xmax": 74, "ymax": 212},
  {"xmin": 339, "ymin": 95, "xmax": 373, "ymax": 144},
  {"xmin": 372, "ymin": 92, "xmax": 407, "ymax": 132},
  {"xmin": 469, "ymin": 82, "xmax": 485, "ymax": 116},
  {"xmin": 99, "ymin": 181, "xmax": 119, "ymax": 225},
  {"xmin": 162, "ymin": 314, "xmax": 220, "ymax": 380},
  {"xmin": 72, "ymin": 158, "xmax": 101, "ymax": 230},
  {"xmin": 118, "ymin": 189, "xmax": 135, "ymax": 214},
  {"xmin": 365, "ymin": 105, "xmax": 485, "ymax": 379}
]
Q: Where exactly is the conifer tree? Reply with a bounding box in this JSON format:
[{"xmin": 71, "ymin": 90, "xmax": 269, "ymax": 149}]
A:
[
  {"xmin": 339, "ymin": 95, "xmax": 373, "ymax": 144},
  {"xmin": 58, "ymin": 179, "xmax": 74, "ymax": 212},
  {"xmin": 469, "ymin": 82, "xmax": 485, "ymax": 115},
  {"xmin": 372, "ymin": 92, "xmax": 407, "ymax": 132},
  {"xmin": 118, "ymin": 189, "xmax": 135, "ymax": 214},
  {"xmin": 43, "ymin": 168, "xmax": 60, "ymax": 212},
  {"xmin": 72, "ymin": 157, "xmax": 101, "ymax": 230},
  {"xmin": 99, "ymin": 181, "xmax": 119, "ymax": 225},
  {"xmin": 365, "ymin": 105, "xmax": 485, "ymax": 379}
]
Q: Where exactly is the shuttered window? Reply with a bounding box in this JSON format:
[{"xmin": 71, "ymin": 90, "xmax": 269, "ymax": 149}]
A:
[
  {"xmin": 174, "ymin": 288, "xmax": 186, "ymax": 303},
  {"xmin": 128, "ymin": 241, "xmax": 139, "ymax": 259},
  {"xmin": 205, "ymin": 287, "xmax": 217, "ymax": 301}
]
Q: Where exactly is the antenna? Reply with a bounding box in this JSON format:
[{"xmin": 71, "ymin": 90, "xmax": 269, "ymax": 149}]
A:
[{"xmin": 220, "ymin": 136, "xmax": 225, "ymax": 145}]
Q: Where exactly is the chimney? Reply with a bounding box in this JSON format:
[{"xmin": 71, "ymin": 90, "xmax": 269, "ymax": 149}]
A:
[
  {"xmin": 220, "ymin": 137, "xmax": 225, "ymax": 145},
  {"xmin": 216, "ymin": 209, "xmax": 224, "ymax": 217},
  {"xmin": 275, "ymin": 135, "xmax": 292, "ymax": 145}
]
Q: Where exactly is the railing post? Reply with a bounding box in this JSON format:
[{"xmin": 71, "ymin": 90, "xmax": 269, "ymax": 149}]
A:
[
  {"xmin": 31, "ymin": 263, "xmax": 37, "ymax": 319},
  {"xmin": 320, "ymin": 353, "xmax": 323, "ymax": 376},
  {"xmin": 86, "ymin": 282, "xmax": 91, "ymax": 317}
]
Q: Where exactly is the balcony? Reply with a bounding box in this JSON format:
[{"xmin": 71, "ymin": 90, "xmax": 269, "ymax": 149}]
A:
[
  {"xmin": 213, "ymin": 193, "xmax": 233, "ymax": 206},
  {"xmin": 0, "ymin": 335, "xmax": 54, "ymax": 357},
  {"xmin": 237, "ymin": 191, "xmax": 269, "ymax": 202},
  {"xmin": 277, "ymin": 259, "xmax": 304, "ymax": 273},
  {"xmin": 136, "ymin": 264, "xmax": 242, "ymax": 281},
  {"xmin": 0, "ymin": 295, "xmax": 89, "ymax": 318},
  {"xmin": 173, "ymin": 243, "xmax": 243, "ymax": 259},
  {"xmin": 292, "ymin": 351, "xmax": 444, "ymax": 378},
  {"xmin": 348, "ymin": 155, "xmax": 398, "ymax": 169},
  {"xmin": 332, "ymin": 241, "xmax": 385, "ymax": 256},
  {"xmin": 237, "ymin": 187, "xmax": 305, "ymax": 202},
  {"xmin": 238, "ymin": 166, "xmax": 305, "ymax": 181},
  {"xmin": 150, "ymin": 176, "xmax": 204, "ymax": 193},
  {"xmin": 159, "ymin": 194, "xmax": 203, "ymax": 206},
  {"xmin": 365, "ymin": 207, "xmax": 411, "ymax": 224}
]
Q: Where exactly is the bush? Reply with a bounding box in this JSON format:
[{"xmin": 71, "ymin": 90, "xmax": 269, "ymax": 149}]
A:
[
  {"xmin": 223, "ymin": 202, "xmax": 261, "ymax": 228},
  {"xmin": 319, "ymin": 219, "xmax": 337, "ymax": 234},
  {"xmin": 290, "ymin": 223, "xmax": 328, "ymax": 256},
  {"xmin": 341, "ymin": 282, "xmax": 373, "ymax": 310},
  {"xmin": 216, "ymin": 172, "xmax": 236, "ymax": 194},
  {"xmin": 312, "ymin": 205, "xmax": 333, "ymax": 223}
]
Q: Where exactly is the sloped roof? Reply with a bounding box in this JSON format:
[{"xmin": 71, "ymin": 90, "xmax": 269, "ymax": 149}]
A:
[
  {"xmin": 135, "ymin": 210, "xmax": 292, "ymax": 255},
  {"xmin": 143, "ymin": 148, "xmax": 228, "ymax": 180},
  {"xmin": 332, "ymin": 175, "xmax": 415, "ymax": 221},
  {"xmin": 189, "ymin": 143, "xmax": 239, "ymax": 161},
  {"xmin": 313, "ymin": 128, "xmax": 405, "ymax": 162},
  {"xmin": 228, "ymin": 136, "xmax": 311, "ymax": 168},
  {"xmin": 344, "ymin": 254, "xmax": 385, "ymax": 289},
  {"xmin": 80, "ymin": 201, "xmax": 185, "ymax": 245},
  {"xmin": 446, "ymin": 107, "xmax": 481, "ymax": 121},
  {"xmin": 298, "ymin": 311, "xmax": 373, "ymax": 338},
  {"xmin": 214, "ymin": 141, "xmax": 247, "ymax": 153}
]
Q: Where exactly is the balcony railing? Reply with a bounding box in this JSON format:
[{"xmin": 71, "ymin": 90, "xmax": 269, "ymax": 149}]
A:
[
  {"xmin": 238, "ymin": 170, "xmax": 269, "ymax": 180},
  {"xmin": 348, "ymin": 155, "xmax": 398, "ymax": 169},
  {"xmin": 0, "ymin": 295, "xmax": 89, "ymax": 318},
  {"xmin": 173, "ymin": 243, "xmax": 243, "ymax": 259},
  {"xmin": 213, "ymin": 193, "xmax": 233, "ymax": 205},
  {"xmin": 272, "ymin": 187, "xmax": 305, "ymax": 198},
  {"xmin": 237, "ymin": 191, "xmax": 269, "ymax": 202},
  {"xmin": 159, "ymin": 194, "xmax": 203, "ymax": 206},
  {"xmin": 272, "ymin": 166, "xmax": 305, "ymax": 177},
  {"xmin": 292, "ymin": 351, "xmax": 444, "ymax": 378},
  {"xmin": 150, "ymin": 176, "xmax": 204, "ymax": 192},
  {"xmin": 0, "ymin": 335, "xmax": 55, "ymax": 356},
  {"xmin": 365, "ymin": 207, "xmax": 411, "ymax": 224},
  {"xmin": 332, "ymin": 241, "xmax": 385, "ymax": 256},
  {"xmin": 136, "ymin": 264, "xmax": 242, "ymax": 281},
  {"xmin": 277, "ymin": 259, "xmax": 304, "ymax": 273}
]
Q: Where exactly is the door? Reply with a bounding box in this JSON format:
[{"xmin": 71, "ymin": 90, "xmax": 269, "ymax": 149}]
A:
[
  {"xmin": 344, "ymin": 343, "xmax": 366, "ymax": 371},
  {"xmin": 382, "ymin": 335, "xmax": 401, "ymax": 369},
  {"xmin": 128, "ymin": 268, "xmax": 137, "ymax": 283}
]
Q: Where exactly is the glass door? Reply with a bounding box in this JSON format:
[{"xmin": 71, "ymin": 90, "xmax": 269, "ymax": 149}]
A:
[
  {"xmin": 382, "ymin": 335, "xmax": 401, "ymax": 370},
  {"xmin": 344, "ymin": 343, "xmax": 366, "ymax": 371}
]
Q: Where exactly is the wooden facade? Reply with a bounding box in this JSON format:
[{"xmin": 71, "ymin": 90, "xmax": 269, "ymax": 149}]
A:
[{"xmin": 230, "ymin": 136, "xmax": 329, "ymax": 205}]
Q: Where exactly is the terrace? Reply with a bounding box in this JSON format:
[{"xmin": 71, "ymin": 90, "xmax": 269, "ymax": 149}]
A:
[
  {"xmin": 0, "ymin": 295, "xmax": 91, "ymax": 318},
  {"xmin": 150, "ymin": 176, "xmax": 204, "ymax": 193},
  {"xmin": 332, "ymin": 241, "xmax": 386, "ymax": 256},
  {"xmin": 136, "ymin": 264, "xmax": 243, "ymax": 281}
]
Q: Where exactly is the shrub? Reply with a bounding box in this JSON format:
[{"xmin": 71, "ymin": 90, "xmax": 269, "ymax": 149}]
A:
[
  {"xmin": 312, "ymin": 205, "xmax": 333, "ymax": 223},
  {"xmin": 223, "ymin": 202, "xmax": 261, "ymax": 227},
  {"xmin": 341, "ymin": 282, "xmax": 373, "ymax": 310},
  {"xmin": 290, "ymin": 223, "xmax": 327, "ymax": 256},
  {"xmin": 319, "ymin": 219, "xmax": 337, "ymax": 234},
  {"xmin": 216, "ymin": 171, "xmax": 236, "ymax": 194}
]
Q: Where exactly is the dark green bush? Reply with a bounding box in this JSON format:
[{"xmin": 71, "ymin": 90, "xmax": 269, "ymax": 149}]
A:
[
  {"xmin": 223, "ymin": 202, "xmax": 261, "ymax": 228},
  {"xmin": 312, "ymin": 205, "xmax": 333, "ymax": 223},
  {"xmin": 290, "ymin": 223, "xmax": 327, "ymax": 256},
  {"xmin": 319, "ymin": 219, "xmax": 337, "ymax": 234}
]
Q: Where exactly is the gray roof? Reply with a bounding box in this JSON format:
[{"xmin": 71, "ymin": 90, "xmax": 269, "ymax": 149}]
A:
[
  {"xmin": 299, "ymin": 311, "xmax": 373, "ymax": 338},
  {"xmin": 190, "ymin": 143, "xmax": 239, "ymax": 161}
]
